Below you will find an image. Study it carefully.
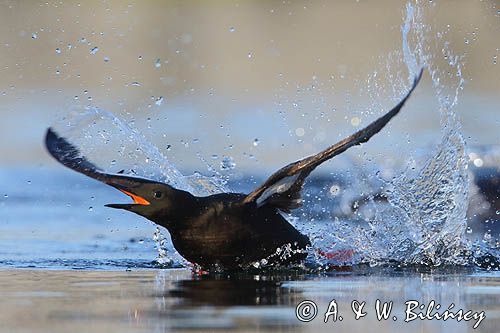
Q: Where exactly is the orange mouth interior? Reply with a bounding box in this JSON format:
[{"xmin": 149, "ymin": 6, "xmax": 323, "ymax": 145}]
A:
[{"xmin": 119, "ymin": 189, "xmax": 150, "ymax": 205}]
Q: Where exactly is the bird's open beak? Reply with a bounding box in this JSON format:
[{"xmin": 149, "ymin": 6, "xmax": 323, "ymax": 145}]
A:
[
  {"xmin": 114, "ymin": 189, "xmax": 150, "ymax": 206},
  {"xmin": 97, "ymin": 173, "xmax": 153, "ymax": 210}
]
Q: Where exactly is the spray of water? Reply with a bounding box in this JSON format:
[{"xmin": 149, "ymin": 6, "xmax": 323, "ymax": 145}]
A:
[
  {"xmin": 53, "ymin": 106, "xmax": 228, "ymax": 265},
  {"xmin": 372, "ymin": 2, "xmax": 470, "ymax": 266},
  {"xmin": 290, "ymin": 1, "xmax": 476, "ymax": 268},
  {"xmin": 54, "ymin": 1, "xmax": 498, "ymax": 270}
]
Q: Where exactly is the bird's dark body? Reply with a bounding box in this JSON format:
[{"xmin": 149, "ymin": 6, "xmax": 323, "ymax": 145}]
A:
[
  {"xmin": 44, "ymin": 69, "xmax": 422, "ymax": 271},
  {"xmin": 167, "ymin": 193, "xmax": 310, "ymax": 269}
]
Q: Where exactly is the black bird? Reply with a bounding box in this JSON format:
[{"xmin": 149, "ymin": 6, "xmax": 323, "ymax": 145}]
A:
[{"xmin": 45, "ymin": 70, "xmax": 422, "ymax": 270}]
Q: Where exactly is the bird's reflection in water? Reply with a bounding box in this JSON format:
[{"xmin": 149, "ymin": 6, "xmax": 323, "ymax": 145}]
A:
[
  {"xmin": 169, "ymin": 276, "xmax": 291, "ymax": 306},
  {"xmin": 150, "ymin": 271, "xmax": 308, "ymax": 331}
]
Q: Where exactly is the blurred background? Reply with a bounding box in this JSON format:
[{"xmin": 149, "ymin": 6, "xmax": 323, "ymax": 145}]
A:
[{"xmin": 0, "ymin": 0, "xmax": 498, "ymax": 173}]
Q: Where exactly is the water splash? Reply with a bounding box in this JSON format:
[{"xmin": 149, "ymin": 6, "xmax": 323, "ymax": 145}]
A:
[
  {"xmin": 293, "ymin": 1, "xmax": 485, "ymax": 268},
  {"xmin": 371, "ymin": 125, "xmax": 469, "ymax": 266},
  {"xmin": 53, "ymin": 106, "xmax": 229, "ymax": 263},
  {"xmin": 379, "ymin": 2, "xmax": 470, "ymax": 266},
  {"xmin": 51, "ymin": 1, "xmax": 498, "ymax": 270},
  {"xmin": 55, "ymin": 106, "xmax": 228, "ymax": 195}
]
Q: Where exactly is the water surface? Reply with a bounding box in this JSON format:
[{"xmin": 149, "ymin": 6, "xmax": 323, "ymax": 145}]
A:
[{"xmin": 0, "ymin": 268, "xmax": 498, "ymax": 332}]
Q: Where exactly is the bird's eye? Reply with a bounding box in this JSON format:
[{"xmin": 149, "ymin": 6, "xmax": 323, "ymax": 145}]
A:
[{"xmin": 153, "ymin": 191, "xmax": 163, "ymax": 199}]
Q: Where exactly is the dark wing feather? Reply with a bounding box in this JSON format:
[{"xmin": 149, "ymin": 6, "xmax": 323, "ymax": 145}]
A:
[
  {"xmin": 242, "ymin": 69, "xmax": 423, "ymax": 212},
  {"xmin": 45, "ymin": 128, "xmax": 106, "ymax": 180}
]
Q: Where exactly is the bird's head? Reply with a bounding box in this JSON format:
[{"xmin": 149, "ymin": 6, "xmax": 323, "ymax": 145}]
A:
[
  {"xmin": 43, "ymin": 127, "xmax": 196, "ymax": 229},
  {"xmin": 100, "ymin": 173, "xmax": 188, "ymax": 227}
]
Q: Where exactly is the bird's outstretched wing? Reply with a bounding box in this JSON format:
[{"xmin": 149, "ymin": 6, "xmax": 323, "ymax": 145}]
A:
[
  {"xmin": 45, "ymin": 128, "xmax": 107, "ymax": 181},
  {"xmin": 242, "ymin": 69, "xmax": 423, "ymax": 212}
]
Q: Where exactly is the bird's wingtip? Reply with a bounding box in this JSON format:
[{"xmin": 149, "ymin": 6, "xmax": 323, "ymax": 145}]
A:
[
  {"xmin": 45, "ymin": 127, "xmax": 60, "ymax": 145},
  {"xmin": 44, "ymin": 127, "xmax": 64, "ymax": 156}
]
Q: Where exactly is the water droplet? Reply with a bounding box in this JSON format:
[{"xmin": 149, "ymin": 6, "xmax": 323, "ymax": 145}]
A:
[
  {"xmin": 27, "ymin": 180, "xmax": 32, "ymax": 185},
  {"xmin": 253, "ymin": 138, "xmax": 260, "ymax": 146},
  {"xmin": 247, "ymin": 52, "xmax": 253, "ymax": 59},
  {"xmin": 496, "ymin": 210, "xmax": 500, "ymax": 215},
  {"xmin": 3, "ymin": 194, "xmax": 8, "ymax": 198},
  {"xmin": 110, "ymin": 160, "xmax": 116, "ymax": 165},
  {"xmin": 473, "ymin": 158, "xmax": 483, "ymax": 167},
  {"xmin": 295, "ymin": 127, "xmax": 305, "ymax": 137},
  {"xmin": 154, "ymin": 58, "xmax": 161, "ymax": 68},
  {"xmin": 130, "ymin": 82, "xmax": 141, "ymax": 87},
  {"xmin": 211, "ymin": 154, "xmax": 219, "ymax": 160},
  {"xmin": 31, "ymin": 32, "xmax": 38, "ymax": 39},
  {"xmin": 329, "ymin": 185, "xmax": 341, "ymax": 196},
  {"xmin": 155, "ymin": 96, "xmax": 164, "ymax": 106},
  {"xmin": 103, "ymin": 56, "xmax": 110, "ymax": 62},
  {"xmin": 220, "ymin": 156, "xmax": 236, "ymax": 170},
  {"xmin": 79, "ymin": 37, "xmax": 87, "ymax": 44},
  {"xmin": 229, "ymin": 27, "xmax": 235, "ymax": 32},
  {"xmin": 466, "ymin": 226, "xmax": 472, "ymax": 234},
  {"xmin": 88, "ymin": 206, "xmax": 93, "ymax": 212},
  {"xmin": 351, "ymin": 116, "xmax": 361, "ymax": 126},
  {"xmin": 138, "ymin": 55, "xmax": 143, "ymax": 60},
  {"xmin": 55, "ymin": 48, "xmax": 61, "ymax": 54},
  {"xmin": 90, "ymin": 46, "xmax": 99, "ymax": 55}
]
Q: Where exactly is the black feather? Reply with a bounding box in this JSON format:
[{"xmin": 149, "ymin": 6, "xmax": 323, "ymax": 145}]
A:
[
  {"xmin": 45, "ymin": 128, "xmax": 103, "ymax": 178},
  {"xmin": 243, "ymin": 68, "xmax": 424, "ymax": 212}
]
